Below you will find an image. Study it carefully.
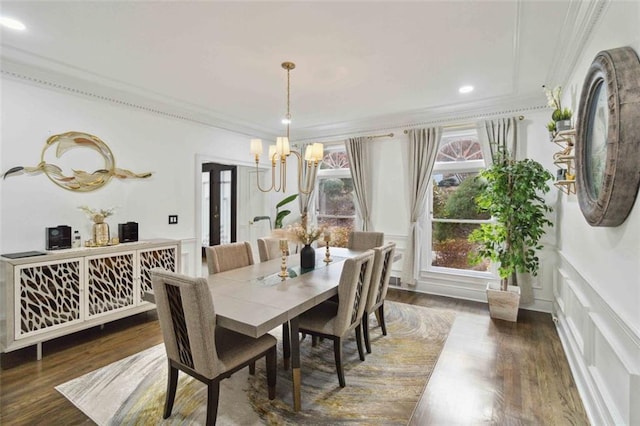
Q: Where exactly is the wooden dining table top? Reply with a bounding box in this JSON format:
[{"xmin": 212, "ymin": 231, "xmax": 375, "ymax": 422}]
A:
[{"xmin": 204, "ymin": 247, "xmax": 362, "ymax": 338}]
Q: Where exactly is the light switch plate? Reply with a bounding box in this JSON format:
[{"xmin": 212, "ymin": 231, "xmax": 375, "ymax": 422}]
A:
[{"xmin": 168, "ymin": 215, "xmax": 178, "ymax": 224}]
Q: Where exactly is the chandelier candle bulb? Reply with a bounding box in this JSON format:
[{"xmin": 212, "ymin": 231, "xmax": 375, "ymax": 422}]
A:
[
  {"xmin": 305, "ymin": 146, "xmax": 313, "ymax": 161},
  {"xmin": 250, "ymin": 139, "xmax": 263, "ymax": 157},
  {"xmin": 276, "ymin": 137, "xmax": 290, "ymax": 157},
  {"xmin": 312, "ymin": 143, "xmax": 324, "ymax": 162},
  {"xmin": 268, "ymin": 145, "xmax": 277, "ymax": 163}
]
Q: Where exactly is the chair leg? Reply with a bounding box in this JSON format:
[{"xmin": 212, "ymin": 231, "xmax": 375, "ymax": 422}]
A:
[
  {"xmin": 333, "ymin": 337, "xmax": 345, "ymax": 387},
  {"xmin": 249, "ymin": 361, "xmax": 255, "ymax": 375},
  {"xmin": 266, "ymin": 346, "xmax": 277, "ymax": 400},
  {"xmin": 378, "ymin": 303, "xmax": 387, "ymax": 336},
  {"xmin": 206, "ymin": 380, "xmax": 220, "ymax": 426},
  {"xmin": 164, "ymin": 362, "xmax": 179, "ymax": 419},
  {"xmin": 312, "ymin": 336, "xmax": 319, "ymax": 347},
  {"xmin": 355, "ymin": 324, "xmax": 365, "ymax": 361},
  {"xmin": 362, "ymin": 312, "xmax": 372, "ymax": 354},
  {"xmin": 282, "ymin": 322, "xmax": 290, "ymax": 370}
]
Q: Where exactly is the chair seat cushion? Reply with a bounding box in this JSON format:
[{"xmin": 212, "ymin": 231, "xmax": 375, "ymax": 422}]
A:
[
  {"xmin": 298, "ymin": 300, "xmax": 339, "ymax": 335},
  {"xmin": 215, "ymin": 327, "xmax": 276, "ymax": 373}
]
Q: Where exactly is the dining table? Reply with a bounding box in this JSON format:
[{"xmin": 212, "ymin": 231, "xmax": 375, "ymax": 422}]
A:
[{"xmin": 146, "ymin": 246, "xmax": 364, "ymax": 411}]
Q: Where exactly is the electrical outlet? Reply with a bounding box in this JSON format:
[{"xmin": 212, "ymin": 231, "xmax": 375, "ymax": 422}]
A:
[{"xmin": 168, "ymin": 215, "xmax": 178, "ymax": 224}]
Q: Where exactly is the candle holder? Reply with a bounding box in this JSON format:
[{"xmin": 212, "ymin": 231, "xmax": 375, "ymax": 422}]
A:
[
  {"xmin": 323, "ymin": 233, "xmax": 332, "ymax": 263},
  {"xmin": 278, "ymin": 239, "xmax": 289, "ymax": 278}
]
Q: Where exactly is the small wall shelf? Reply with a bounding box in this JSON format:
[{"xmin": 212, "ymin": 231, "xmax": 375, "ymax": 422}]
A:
[{"xmin": 551, "ymin": 129, "xmax": 576, "ymax": 195}]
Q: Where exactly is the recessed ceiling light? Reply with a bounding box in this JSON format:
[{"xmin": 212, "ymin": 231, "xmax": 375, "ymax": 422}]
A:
[
  {"xmin": 459, "ymin": 85, "xmax": 474, "ymax": 94},
  {"xmin": 0, "ymin": 16, "xmax": 26, "ymax": 31}
]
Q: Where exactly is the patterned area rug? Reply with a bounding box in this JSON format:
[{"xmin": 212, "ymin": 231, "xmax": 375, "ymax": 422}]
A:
[{"xmin": 56, "ymin": 301, "xmax": 454, "ymax": 425}]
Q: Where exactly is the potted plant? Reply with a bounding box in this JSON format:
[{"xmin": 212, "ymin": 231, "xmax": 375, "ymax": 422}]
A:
[
  {"xmin": 468, "ymin": 152, "xmax": 553, "ymax": 321},
  {"xmin": 544, "ymin": 85, "xmax": 573, "ymax": 132},
  {"xmin": 546, "ymin": 121, "xmax": 557, "ymax": 140}
]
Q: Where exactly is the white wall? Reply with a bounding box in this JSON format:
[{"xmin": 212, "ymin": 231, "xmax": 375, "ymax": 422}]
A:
[
  {"xmin": 0, "ymin": 77, "xmax": 253, "ymax": 275},
  {"xmin": 551, "ymin": 2, "xmax": 640, "ymax": 424}
]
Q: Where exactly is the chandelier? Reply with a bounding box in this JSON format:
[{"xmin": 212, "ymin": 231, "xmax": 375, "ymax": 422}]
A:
[{"xmin": 250, "ymin": 61, "xmax": 323, "ymax": 194}]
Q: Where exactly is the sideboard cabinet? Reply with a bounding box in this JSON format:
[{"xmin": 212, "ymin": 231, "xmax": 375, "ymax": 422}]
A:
[{"xmin": 0, "ymin": 239, "xmax": 179, "ymax": 358}]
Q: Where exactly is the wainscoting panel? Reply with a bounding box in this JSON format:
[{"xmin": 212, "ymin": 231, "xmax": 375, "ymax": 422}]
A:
[
  {"xmin": 554, "ymin": 252, "xmax": 640, "ymax": 426},
  {"xmin": 178, "ymin": 238, "xmax": 196, "ymax": 277}
]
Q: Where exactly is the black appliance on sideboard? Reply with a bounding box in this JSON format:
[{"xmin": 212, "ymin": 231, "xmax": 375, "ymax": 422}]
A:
[
  {"xmin": 46, "ymin": 225, "xmax": 72, "ymax": 250},
  {"xmin": 118, "ymin": 222, "xmax": 139, "ymax": 243}
]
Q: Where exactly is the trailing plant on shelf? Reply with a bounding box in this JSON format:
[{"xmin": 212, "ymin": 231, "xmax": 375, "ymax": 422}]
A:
[{"xmin": 468, "ymin": 151, "xmax": 554, "ymax": 292}]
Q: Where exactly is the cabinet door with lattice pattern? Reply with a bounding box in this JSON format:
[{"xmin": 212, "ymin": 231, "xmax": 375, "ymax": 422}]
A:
[
  {"xmin": 138, "ymin": 246, "xmax": 178, "ymax": 303},
  {"xmin": 15, "ymin": 258, "xmax": 83, "ymax": 338},
  {"xmin": 85, "ymin": 251, "xmax": 135, "ymax": 318}
]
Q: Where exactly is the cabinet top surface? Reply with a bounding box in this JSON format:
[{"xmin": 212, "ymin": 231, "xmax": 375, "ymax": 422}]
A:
[{"xmin": 1, "ymin": 239, "xmax": 180, "ymax": 265}]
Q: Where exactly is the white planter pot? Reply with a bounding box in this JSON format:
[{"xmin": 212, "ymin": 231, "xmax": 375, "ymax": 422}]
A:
[{"xmin": 486, "ymin": 282, "xmax": 521, "ymax": 322}]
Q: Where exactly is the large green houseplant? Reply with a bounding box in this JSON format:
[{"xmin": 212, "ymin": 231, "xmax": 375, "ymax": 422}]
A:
[{"xmin": 469, "ymin": 152, "xmax": 553, "ymax": 320}]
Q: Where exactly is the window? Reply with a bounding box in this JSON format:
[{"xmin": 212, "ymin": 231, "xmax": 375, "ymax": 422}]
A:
[
  {"xmin": 316, "ymin": 145, "xmax": 356, "ymax": 247},
  {"xmin": 428, "ymin": 129, "xmax": 492, "ymax": 273}
]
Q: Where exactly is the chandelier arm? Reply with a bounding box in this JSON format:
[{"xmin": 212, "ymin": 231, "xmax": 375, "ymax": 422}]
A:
[
  {"xmin": 254, "ymin": 160, "xmax": 274, "ymax": 193},
  {"xmin": 290, "ymin": 150, "xmax": 316, "ymax": 195}
]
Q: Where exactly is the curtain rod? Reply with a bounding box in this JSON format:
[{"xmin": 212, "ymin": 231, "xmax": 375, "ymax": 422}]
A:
[
  {"xmin": 403, "ymin": 115, "xmax": 525, "ymax": 134},
  {"xmin": 366, "ymin": 132, "xmax": 394, "ymax": 139},
  {"xmin": 312, "ymin": 132, "xmax": 394, "ymax": 146}
]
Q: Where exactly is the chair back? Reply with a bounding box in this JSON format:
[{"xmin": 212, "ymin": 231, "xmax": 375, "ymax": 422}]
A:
[
  {"xmin": 205, "ymin": 241, "xmax": 254, "ymax": 274},
  {"xmin": 347, "ymin": 231, "xmax": 384, "ymax": 251},
  {"xmin": 365, "ymin": 242, "xmax": 396, "ymax": 313},
  {"xmin": 151, "ymin": 269, "xmax": 220, "ymax": 379},
  {"xmin": 257, "ymin": 238, "xmax": 285, "ymax": 262},
  {"xmin": 334, "ymin": 250, "xmax": 375, "ymax": 336}
]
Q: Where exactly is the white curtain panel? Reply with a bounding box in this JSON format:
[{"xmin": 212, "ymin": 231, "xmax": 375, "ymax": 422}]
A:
[
  {"xmin": 345, "ymin": 136, "xmax": 373, "ymax": 231},
  {"xmin": 401, "ymin": 127, "xmax": 441, "ymax": 286},
  {"xmin": 298, "ymin": 142, "xmax": 317, "ymax": 226},
  {"xmin": 478, "ymin": 116, "xmax": 519, "ymax": 163}
]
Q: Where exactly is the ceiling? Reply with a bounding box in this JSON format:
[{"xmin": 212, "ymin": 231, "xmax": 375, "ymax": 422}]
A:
[{"xmin": 0, "ymin": 1, "xmax": 591, "ymax": 140}]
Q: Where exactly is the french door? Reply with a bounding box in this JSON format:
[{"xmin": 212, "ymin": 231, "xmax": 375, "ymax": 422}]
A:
[{"xmin": 202, "ymin": 163, "xmax": 237, "ymax": 252}]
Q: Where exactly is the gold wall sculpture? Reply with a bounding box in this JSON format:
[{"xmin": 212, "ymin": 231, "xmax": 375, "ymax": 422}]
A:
[{"xmin": 2, "ymin": 131, "xmax": 152, "ymax": 191}]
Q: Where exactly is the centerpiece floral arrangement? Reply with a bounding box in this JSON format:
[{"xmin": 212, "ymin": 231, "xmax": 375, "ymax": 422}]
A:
[{"xmin": 286, "ymin": 222, "xmax": 326, "ymax": 245}]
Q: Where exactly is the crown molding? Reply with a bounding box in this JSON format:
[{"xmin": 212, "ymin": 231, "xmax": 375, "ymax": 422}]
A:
[
  {"xmin": 291, "ymin": 93, "xmax": 548, "ymax": 142},
  {"xmin": 0, "ymin": 53, "xmax": 279, "ymax": 140},
  {"xmin": 545, "ymin": 0, "xmax": 609, "ymax": 87}
]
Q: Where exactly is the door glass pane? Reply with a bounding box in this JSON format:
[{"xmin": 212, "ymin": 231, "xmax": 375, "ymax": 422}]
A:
[
  {"xmin": 202, "ymin": 172, "xmax": 210, "ymax": 246},
  {"xmin": 220, "ymin": 170, "xmax": 232, "ymax": 245}
]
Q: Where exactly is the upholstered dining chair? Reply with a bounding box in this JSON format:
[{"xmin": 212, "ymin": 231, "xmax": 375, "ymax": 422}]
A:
[
  {"xmin": 257, "ymin": 237, "xmax": 287, "ymax": 262},
  {"xmin": 205, "ymin": 241, "xmax": 254, "ymax": 274},
  {"xmin": 362, "ymin": 242, "xmax": 396, "ymax": 353},
  {"xmin": 298, "ymin": 250, "xmax": 375, "ymax": 387},
  {"xmin": 151, "ymin": 269, "xmax": 276, "ymax": 425},
  {"xmin": 347, "ymin": 231, "xmax": 384, "ymax": 251}
]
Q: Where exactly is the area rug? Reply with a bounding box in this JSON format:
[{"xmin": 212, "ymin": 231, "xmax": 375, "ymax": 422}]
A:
[{"xmin": 56, "ymin": 301, "xmax": 454, "ymax": 425}]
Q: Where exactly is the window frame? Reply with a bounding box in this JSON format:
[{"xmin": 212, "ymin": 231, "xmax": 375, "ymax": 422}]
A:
[
  {"xmin": 315, "ymin": 143, "xmax": 360, "ymax": 230},
  {"xmin": 424, "ymin": 129, "xmax": 497, "ymax": 279}
]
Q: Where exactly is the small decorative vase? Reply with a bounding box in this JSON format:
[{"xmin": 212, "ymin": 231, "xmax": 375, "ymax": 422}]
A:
[
  {"xmin": 92, "ymin": 214, "xmax": 110, "ymax": 246},
  {"xmin": 300, "ymin": 244, "xmax": 315, "ymax": 269}
]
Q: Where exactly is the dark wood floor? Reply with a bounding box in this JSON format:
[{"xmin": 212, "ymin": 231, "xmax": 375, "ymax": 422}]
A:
[{"xmin": 0, "ymin": 288, "xmax": 589, "ymax": 425}]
